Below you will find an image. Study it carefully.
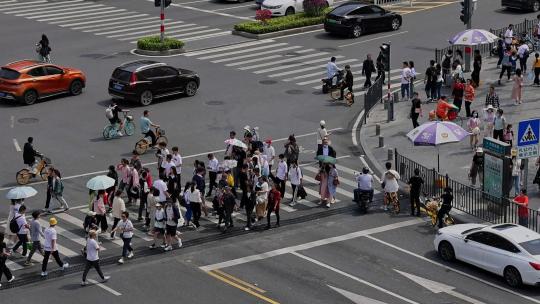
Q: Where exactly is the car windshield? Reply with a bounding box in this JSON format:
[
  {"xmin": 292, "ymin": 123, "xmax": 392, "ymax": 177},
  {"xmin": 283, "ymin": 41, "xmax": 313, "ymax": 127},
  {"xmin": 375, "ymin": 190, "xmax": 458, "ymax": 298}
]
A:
[
  {"xmin": 330, "ymin": 5, "xmax": 360, "ymax": 16},
  {"xmin": 461, "ymin": 227, "xmax": 482, "ymax": 235},
  {"xmin": 519, "ymin": 239, "xmax": 540, "ymax": 255},
  {"xmin": 112, "ymin": 68, "xmax": 132, "ymax": 82},
  {"xmin": 0, "ymin": 68, "xmax": 20, "ymax": 80}
]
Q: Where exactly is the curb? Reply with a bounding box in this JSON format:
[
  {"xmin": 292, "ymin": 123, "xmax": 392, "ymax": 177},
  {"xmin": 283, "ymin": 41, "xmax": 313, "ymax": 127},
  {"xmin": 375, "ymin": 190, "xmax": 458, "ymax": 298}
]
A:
[
  {"xmin": 232, "ymin": 24, "xmax": 324, "ymax": 39},
  {"xmin": 133, "ymin": 48, "xmax": 185, "ymax": 56}
]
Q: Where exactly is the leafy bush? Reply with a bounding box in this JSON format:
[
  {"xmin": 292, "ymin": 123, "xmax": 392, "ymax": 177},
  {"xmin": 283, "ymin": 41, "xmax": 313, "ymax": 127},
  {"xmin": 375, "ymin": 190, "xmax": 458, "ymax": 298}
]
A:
[
  {"xmin": 255, "ymin": 9, "xmax": 272, "ymax": 24},
  {"xmin": 303, "ymin": 0, "xmax": 328, "ymax": 17},
  {"xmin": 235, "ymin": 9, "xmax": 331, "ymax": 34},
  {"xmin": 137, "ymin": 36, "xmax": 184, "ymax": 51}
]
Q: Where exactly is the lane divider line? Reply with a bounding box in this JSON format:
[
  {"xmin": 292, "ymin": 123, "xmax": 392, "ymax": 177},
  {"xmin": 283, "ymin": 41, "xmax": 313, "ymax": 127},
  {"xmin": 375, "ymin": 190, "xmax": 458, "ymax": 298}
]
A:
[
  {"xmin": 206, "ymin": 270, "xmax": 279, "ymax": 304},
  {"xmin": 213, "ymin": 269, "xmax": 266, "ymax": 293}
]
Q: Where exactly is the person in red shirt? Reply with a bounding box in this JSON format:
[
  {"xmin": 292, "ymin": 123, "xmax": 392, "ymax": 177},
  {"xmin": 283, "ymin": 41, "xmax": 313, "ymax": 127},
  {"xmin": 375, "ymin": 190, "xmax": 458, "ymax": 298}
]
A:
[
  {"xmin": 266, "ymin": 183, "xmax": 281, "ymax": 230},
  {"xmin": 514, "ymin": 189, "xmax": 529, "ymax": 228},
  {"xmin": 435, "ymin": 96, "xmax": 455, "ymax": 121}
]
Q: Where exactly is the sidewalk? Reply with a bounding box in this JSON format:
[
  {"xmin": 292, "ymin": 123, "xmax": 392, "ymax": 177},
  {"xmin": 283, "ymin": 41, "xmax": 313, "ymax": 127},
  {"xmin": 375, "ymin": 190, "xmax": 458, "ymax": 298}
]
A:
[{"xmin": 360, "ymin": 57, "xmax": 540, "ymax": 211}]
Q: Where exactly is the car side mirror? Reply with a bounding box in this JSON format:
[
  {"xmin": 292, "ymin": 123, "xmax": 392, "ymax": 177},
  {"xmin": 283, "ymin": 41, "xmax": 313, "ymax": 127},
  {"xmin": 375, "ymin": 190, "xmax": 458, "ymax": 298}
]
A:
[{"xmin": 61, "ymin": 70, "xmax": 66, "ymax": 75}]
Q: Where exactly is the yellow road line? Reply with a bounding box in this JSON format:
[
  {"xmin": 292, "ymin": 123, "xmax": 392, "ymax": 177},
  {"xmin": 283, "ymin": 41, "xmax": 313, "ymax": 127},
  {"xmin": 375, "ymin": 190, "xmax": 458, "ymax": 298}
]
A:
[
  {"xmin": 213, "ymin": 269, "xmax": 267, "ymax": 293},
  {"xmin": 206, "ymin": 270, "xmax": 281, "ymax": 304}
]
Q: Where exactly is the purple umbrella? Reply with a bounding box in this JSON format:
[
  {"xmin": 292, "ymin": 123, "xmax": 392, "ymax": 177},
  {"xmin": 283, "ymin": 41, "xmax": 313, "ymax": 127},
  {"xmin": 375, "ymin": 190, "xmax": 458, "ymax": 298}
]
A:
[{"xmin": 449, "ymin": 29, "xmax": 499, "ymax": 46}]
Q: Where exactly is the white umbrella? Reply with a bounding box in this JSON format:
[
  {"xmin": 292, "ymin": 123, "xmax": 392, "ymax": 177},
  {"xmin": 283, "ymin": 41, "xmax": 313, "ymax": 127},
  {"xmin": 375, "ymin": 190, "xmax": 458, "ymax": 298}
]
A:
[
  {"xmin": 449, "ymin": 29, "xmax": 499, "ymax": 46},
  {"xmin": 6, "ymin": 186, "xmax": 37, "ymax": 199},
  {"xmin": 224, "ymin": 138, "xmax": 247, "ymax": 149},
  {"xmin": 86, "ymin": 175, "xmax": 115, "ymax": 190}
]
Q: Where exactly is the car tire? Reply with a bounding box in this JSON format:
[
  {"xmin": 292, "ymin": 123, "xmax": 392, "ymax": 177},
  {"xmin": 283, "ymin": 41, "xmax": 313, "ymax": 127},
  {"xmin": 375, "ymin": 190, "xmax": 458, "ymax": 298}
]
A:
[
  {"xmin": 285, "ymin": 7, "xmax": 295, "ymax": 16},
  {"xmin": 391, "ymin": 18, "xmax": 400, "ymax": 31},
  {"xmin": 69, "ymin": 79, "xmax": 83, "ymax": 96},
  {"xmin": 503, "ymin": 266, "xmax": 523, "ymax": 287},
  {"xmin": 21, "ymin": 89, "xmax": 38, "ymax": 105},
  {"xmin": 437, "ymin": 241, "xmax": 455, "ymax": 262},
  {"xmin": 184, "ymin": 81, "xmax": 198, "ymax": 97},
  {"xmin": 139, "ymin": 90, "xmax": 153, "ymax": 106},
  {"xmin": 533, "ymin": 1, "xmax": 540, "ymax": 12},
  {"xmin": 351, "ymin": 24, "xmax": 362, "ymax": 38}
]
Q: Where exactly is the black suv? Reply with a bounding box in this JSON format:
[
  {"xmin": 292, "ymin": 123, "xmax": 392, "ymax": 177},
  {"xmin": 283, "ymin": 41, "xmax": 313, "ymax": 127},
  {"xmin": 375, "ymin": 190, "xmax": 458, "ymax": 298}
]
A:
[
  {"xmin": 108, "ymin": 60, "xmax": 200, "ymax": 106},
  {"xmin": 502, "ymin": 0, "xmax": 540, "ymax": 12}
]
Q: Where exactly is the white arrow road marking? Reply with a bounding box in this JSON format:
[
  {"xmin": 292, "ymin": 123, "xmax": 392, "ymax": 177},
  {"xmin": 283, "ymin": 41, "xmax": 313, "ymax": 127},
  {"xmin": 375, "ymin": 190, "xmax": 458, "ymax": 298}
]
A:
[
  {"xmin": 395, "ymin": 269, "xmax": 487, "ymax": 304},
  {"xmin": 328, "ymin": 285, "xmax": 389, "ymax": 304},
  {"xmin": 291, "ymin": 252, "xmax": 420, "ymax": 304}
]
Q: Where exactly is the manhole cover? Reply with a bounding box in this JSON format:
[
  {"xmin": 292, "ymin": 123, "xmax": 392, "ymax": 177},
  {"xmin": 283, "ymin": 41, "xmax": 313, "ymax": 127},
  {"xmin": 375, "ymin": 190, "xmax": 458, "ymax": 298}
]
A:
[
  {"xmin": 319, "ymin": 47, "xmax": 338, "ymax": 52},
  {"xmin": 286, "ymin": 89, "xmax": 304, "ymax": 95},
  {"xmin": 205, "ymin": 100, "xmax": 224, "ymax": 106},
  {"xmin": 18, "ymin": 118, "xmax": 39, "ymax": 124},
  {"xmin": 259, "ymin": 80, "xmax": 277, "ymax": 85}
]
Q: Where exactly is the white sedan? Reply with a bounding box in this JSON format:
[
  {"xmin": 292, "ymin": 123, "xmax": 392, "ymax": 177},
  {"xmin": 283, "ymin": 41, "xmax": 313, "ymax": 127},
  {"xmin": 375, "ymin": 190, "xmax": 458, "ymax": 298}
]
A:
[
  {"xmin": 434, "ymin": 223, "xmax": 540, "ymax": 287},
  {"xmin": 261, "ymin": 0, "xmax": 332, "ymax": 16}
]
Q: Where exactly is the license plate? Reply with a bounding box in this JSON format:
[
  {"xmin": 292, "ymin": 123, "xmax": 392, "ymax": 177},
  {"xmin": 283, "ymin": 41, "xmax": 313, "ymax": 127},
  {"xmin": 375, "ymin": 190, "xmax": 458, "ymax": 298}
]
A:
[
  {"xmin": 114, "ymin": 84, "xmax": 123, "ymax": 90},
  {"xmin": 327, "ymin": 19, "xmax": 339, "ymax": 24}
]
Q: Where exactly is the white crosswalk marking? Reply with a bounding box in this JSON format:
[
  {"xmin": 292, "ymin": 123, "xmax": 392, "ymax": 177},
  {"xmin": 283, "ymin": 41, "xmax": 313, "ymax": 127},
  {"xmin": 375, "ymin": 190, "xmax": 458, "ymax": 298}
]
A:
[
  {"xmin": 0, "ymin": 0, "xmax": 231, "ymax": 44},
  {"xmin": 200, "ymin": 42, "xmax": 289, "ymax": 60},
  {"xmin": 271, "ymin": 59, "xmax": 359, "ymax": 78},
  {"xmin": 240, "ymin": 51, "xmax": 328, "ymax": 70},
  {"xmin": 226, "ymin": 48, "xmax": 313, "ymax": 67}
]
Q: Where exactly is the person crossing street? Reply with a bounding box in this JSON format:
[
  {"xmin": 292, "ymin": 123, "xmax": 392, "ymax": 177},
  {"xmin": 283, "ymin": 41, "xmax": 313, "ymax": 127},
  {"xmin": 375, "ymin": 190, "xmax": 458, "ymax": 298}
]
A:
[{"xmin": 41, "ymin": 217, "xmax": 69, "ymax": 277}]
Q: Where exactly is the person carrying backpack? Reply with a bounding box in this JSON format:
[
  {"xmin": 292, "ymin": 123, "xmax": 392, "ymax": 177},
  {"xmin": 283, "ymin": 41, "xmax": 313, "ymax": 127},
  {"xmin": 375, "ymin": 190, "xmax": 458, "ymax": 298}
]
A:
[
  {"xmin": 441, "ymin": 50, "xmax": 452, "ymax": 86},
  {"xmin": 11, "ymin": 205, "xmax": 29, "ymax": 257},
  {"xmin": 50, "ymin": 169, "xmax": 69, "ymax": 212}
]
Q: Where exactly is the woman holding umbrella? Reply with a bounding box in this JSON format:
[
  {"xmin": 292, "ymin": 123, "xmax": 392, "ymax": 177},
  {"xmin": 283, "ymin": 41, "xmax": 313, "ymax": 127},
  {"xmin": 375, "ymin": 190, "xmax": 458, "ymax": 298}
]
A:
[
  {"xmin": 326, "ymin": 164, "xmax": 339, "ymax": 208},
  {"xmin": 5, "ymin": 186, "xmax": 37, "ymax": 247}
]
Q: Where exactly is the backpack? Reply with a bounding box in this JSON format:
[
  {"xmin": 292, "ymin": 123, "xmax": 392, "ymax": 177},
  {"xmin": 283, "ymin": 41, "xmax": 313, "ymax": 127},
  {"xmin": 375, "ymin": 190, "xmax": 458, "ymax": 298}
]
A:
[
  {"xmin": 9, "ymin": 215, "xmax": 22, "ymax": 233},
  {"xmin": 105, "ymin": 106, "xmax": 114, "ymax": 119}
]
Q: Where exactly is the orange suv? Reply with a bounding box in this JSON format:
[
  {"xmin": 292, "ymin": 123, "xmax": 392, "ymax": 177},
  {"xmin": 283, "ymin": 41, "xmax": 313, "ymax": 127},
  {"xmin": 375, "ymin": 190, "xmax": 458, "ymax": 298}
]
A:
[{"xmin": 0, "ymin": 60, "xmax": 86, "ymax": 105}]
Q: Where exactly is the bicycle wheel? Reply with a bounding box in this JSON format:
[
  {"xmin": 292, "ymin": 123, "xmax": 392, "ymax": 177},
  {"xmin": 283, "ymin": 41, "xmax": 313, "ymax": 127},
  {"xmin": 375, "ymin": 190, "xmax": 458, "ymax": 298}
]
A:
[
  {"xmin": 135, "ymin": 139, "xmax": 148, "ymax": 155},
  {"xmin": 103, "ymin": 125, "xmax": 114, "ymax": 140},
  {"xmin": 329, "ymin": 87, "xmax": 341, "ymax": 100},
  {"xmin": 40, "ymin": 166, "xmax": 49, "ymax": 181},
  {"xmin": 16, "ymin": 169, "xmax": 31, "ymax": 185},
  {"xmin": 156, "ymin": 135, "xmax": 168, "ymax": 146},
  {"xmin": 124, "ymin": 121, "xmax": 135, "ymax": 136}
]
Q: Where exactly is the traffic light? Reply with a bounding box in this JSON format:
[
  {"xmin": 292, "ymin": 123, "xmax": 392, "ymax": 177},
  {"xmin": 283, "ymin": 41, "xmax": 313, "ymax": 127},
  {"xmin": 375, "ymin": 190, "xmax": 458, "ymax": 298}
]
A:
[
  {"xmin": 155, "ymin": 0, "xmax": 161, "ymax": 7},
  {"xmin": 379, "ymin": 43, "xmax": 390, "ymax": 72},
  {"xmin": 460, "ymin": 0, "xmax": 471, "ymax": 25}
]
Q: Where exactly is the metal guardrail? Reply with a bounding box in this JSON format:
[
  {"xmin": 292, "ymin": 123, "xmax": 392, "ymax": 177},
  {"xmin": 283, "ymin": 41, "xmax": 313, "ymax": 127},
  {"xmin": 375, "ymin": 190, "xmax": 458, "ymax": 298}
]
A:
[
  {"xmin": 395, "ymin": 149, "xmax": 540, "ymax": 232},
  {"xmin": 363, "ymin": 76, "xmax": 384, "ymax": 124},
  {"xmin": 434, "ymin": 18, "xmax": 537, "ymax": 64},
  {"xmin": 374, "ymin": 0, "xmax": 412, "ymax": 7}
]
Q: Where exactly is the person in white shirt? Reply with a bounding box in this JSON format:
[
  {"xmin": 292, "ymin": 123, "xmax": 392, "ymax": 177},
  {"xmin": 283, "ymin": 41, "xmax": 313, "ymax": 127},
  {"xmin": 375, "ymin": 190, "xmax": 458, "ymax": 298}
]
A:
[
  {"xmin": 326, "ymin": 56, "xmax": 340, "ymax": 84},
  {"xmin": 188, "ymin": 184, "xmax": 203, "ymax": 228},
  {"xmin": 263, "ymin": 139, "xmax": 276, "ymax": 173},
  {"xmin": 41, "ymin": 217, "xmax": 69, "ymax": 277},
  {"xmin": 255, "ymin": 176, "xmax": 269, "ymax": 221},
  {"xmin": 81, "ymin": 230, "xmax": 109, "ymax": 286},
  {"xmin": 356, "ymin": 168, "xmax": 374, "ymax": 203},
  {"xmin": 149, "ymin": 203, "xmax": 166, "ymax": 249},
  {"xmin": 288, "ymin": 161, "xmax": 303, "ymax": 206},
  {"xmin": 381, "ymin": 162, "xmax": 400, "ymax": 212},
  {"xmin": 400, "ymin": 61, "xmax": 412, "ymax": 101},
  {"xmin": 115, "ymin": 212, "xmax": 134, "ymax": 264},
  {"xmin": 171, "ymin": 146, "xmax": 183, "ymax": 183},
  {"xmin": 518, "ymin": 43, "xmax": 530, "ymax": 71},
  {"xmin": 153, "ymin": 175, "xmax": 169, "ymax": 203},
  {"xmin": 11, "ymin": 205, "xmax": 30, "ymax": 256},
  {"xmin": 206, "ymin": 153, "xmax": 219, "ymax": 197},
  {"xmin": 275, "ymin": 154, "xmax": 288, "ymax": 198},
  {"xmin": 225, "ymin": 131, "xmax": 236, "ymax": 157},
  {"xmin": 504, "ymin": 24, "xmax": 514, "ymax": 46},
  {"xmin": 317, "ymin": 120, "xmax": 330, "ymax": 148},
  {"xmin": 110, "ymin": 191, "xmax": 126, "ymax": 240},
  {"xmin": 156, "ymin": 142, "xmax": 169, "ymax": 169}
]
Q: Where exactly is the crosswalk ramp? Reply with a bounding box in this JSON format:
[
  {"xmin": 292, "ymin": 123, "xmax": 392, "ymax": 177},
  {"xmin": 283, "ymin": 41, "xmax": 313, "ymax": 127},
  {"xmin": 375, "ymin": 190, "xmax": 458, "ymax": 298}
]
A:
[
  {"xmin": 184, "ymin": 39, "xmax": 405, "ymax": 91},
  {"xmin": 0, "ymin": 0, "xmax": 231, "ymax": 44},
  {"xmin": 3, "ymin": 159, "xmax": 381, "ymax": 272}
]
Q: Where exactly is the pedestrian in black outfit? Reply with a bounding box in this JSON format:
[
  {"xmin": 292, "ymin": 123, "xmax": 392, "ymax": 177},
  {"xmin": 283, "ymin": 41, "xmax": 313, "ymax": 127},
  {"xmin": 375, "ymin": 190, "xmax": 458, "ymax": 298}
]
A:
[
  {"xmin": 424, "ymin": 60, "xmax": 436, "ymax": 101},
  {"xmin": 410, "ymin": 92, "xmax": 422, "ymax": 129},
  {"xmin": 106, "ymin": 165, "xmax": 118, "ymax": 205},
  {"xmin": 471, "ymin": 50, "xmax": 482, "ymax": 87},
  {"xmin": 239, "ymin": 164, "xmax": 249, "ymax": 209},
  {"xmin": 437, "ymin": 187, "xmax": 453, "ymax": 228},
  {"xmin": 362, "ymin": 54, "xmax": 376, "ymax": 89},
  {"xmin": 0, "ymin": 233, "xmax": 15, "ymax": 287},
  {"xmin": 375, "ymin": 54, "xmax": 385, "ymax": 84},
  {"xmin": 36, "ymin": 34, "xmax": 51, "ymax": 63},
  {"xmin": 496, "ymin": 39, "xmax": 504, "ymax": 68},
  {"xmin": 222, "ymin": 187, "xmax": 236, "ymax": 231},
  {"xmin": 441, "ymin": 50, "xmax": 453, "ymax": 85},
  {"xmin": 44, "ymin": 167, "xmax": 53, "ymax": 213},
  {"xmin": 339, "ymin": 65, "xmax": 353, "ymax": 100},
  {"xmin": 407, "ymin": 169, "xmax": 424, "ymax": 216}
]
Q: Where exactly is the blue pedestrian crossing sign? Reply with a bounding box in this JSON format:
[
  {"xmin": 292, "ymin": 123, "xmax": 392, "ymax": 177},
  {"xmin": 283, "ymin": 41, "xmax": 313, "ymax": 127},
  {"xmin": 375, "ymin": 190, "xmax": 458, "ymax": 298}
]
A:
[{"xmin": 517, "ymin": 119, "xmax": 540, "ymax": 159}]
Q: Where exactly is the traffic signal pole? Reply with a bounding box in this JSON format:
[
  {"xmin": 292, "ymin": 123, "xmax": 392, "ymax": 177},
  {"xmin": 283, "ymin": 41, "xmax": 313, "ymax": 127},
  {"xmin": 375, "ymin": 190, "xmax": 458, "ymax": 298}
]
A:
[{"xmin": 160, "ymin": 0, "xmax": 165, "ymax": 42}]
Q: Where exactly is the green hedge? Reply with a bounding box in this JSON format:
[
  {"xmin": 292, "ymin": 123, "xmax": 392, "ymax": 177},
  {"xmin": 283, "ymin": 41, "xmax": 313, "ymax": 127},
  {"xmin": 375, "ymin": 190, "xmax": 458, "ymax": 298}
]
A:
[
  {"xmin": 137, "ymin": 36, "xmax": 184, "ymax": 51},
  {"xmin": 234, "ymin": 9, "xmax": 331, "ymax": 34}
]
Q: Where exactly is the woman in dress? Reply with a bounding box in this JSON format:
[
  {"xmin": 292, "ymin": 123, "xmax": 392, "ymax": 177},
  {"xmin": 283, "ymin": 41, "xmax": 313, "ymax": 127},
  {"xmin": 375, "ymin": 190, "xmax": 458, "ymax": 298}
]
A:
[
  {"xmin": 467, "ymin": 110, "xmax": 481, "ymax": 150},
  {"xmin": 318, "ymin": 167, "xmax": 330, "ymax": 206},
  {"xmin": 511, "ymin": 68, "xmax": 524, "ymax": 104}
]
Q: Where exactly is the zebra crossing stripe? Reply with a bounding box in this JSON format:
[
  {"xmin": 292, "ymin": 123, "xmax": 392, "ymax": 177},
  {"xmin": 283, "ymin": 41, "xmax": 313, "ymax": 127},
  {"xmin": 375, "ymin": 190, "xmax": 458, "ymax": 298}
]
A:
[
  {"xmin": 182, "ymin": 31, "xmax": 232, "ymax": 42},
  {"xmin": 213, "ymin": 46, "xmax": 302, "ymax": 64},
  {"xmin": 284, "ymin": 63, "xmax": 363, "ymax": 81},
  {"xmin": 73, "ymin": 17, "xmax": 157, "ymax": 30},
  {"xmin": 92, "ymin": 19, "xmax": 170, "ymax": 34},
  {"xmin": 254, "ymin": 56, "xmax": 341, "ymax": 74},
  {"xmin": 59, "ymin": 14, "xmax": 148, "ymax": 27},
  {"xmin": 183, "ymin": 40, "xmax": 274, "ymax": 57},
  {"xmin": 19, "ymin": 4, "xmax": 105, "ymax": 17},
  {"xmin": 200, "ymin": 42, "xmax": 289, "ymax": 60},
  {"xmin": 117, "ymin": 24, "xmax": 205, "ymax": 40},
  {"xmin": 0, "ymin": 1, "xmax": 46, "ymax": 9},
  {"xmin": 272, "ymin": 59, "xmax": 358, "ymax": 78},
  {"xmin": 14, "ymin": 2, "xmax": 98, "ymax": 16},
  {"xmin": 239, "ymin": 51, "xmax": 328, "ymax": 71},
  {"xmin": 102, "ymin": 21, "xmax": 187, "ymax": 37},
  {"xmin": 38, "ymin": 9, "xmax": 127, "ymax": 22},
  {"xmin": 2, "ymin": 0, "xmax": 84, "ymax": 12}
]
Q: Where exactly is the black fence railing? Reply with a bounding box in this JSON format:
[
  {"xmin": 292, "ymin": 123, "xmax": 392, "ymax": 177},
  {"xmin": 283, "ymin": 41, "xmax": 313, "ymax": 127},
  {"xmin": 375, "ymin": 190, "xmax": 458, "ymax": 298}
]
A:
[
  {"xmin": 363, "ymin": 76, "xmax": 384, "ymax": 124},
  {"xmin": 434, "ymin": 18, "xmax": 537, "ymax": 64},
  {"xmin": 395, "ymin": 149, "xmax": 540, "ymax": 232}
]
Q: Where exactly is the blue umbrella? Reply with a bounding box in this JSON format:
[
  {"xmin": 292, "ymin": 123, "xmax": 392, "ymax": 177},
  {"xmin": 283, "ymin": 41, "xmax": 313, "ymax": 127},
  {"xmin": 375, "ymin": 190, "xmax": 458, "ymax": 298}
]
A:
[
  {"xmin": 6, "ymin": 186, "xmax": 37, "ymax": 199},
  {"xmin": 86, "ymin": 175, "xmax": 115, "ymax": 190},
  {"xmin": 449, "ymin": 29, "xmax": 498, "ymax": 46}
]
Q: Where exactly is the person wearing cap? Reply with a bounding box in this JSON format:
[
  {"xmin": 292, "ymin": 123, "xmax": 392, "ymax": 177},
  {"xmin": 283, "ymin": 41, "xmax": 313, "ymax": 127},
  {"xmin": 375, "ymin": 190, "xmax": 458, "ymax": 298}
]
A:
[
  {"xmin": 206, "ymin": 153, "xmax": 219, "ymax": 197},
  {"xmin": 317, "ymin": 121, "xmax": 329, "ymax": 149},
  {"xmin": 82, "ymin": 210, "xmax": 98, "ymax": 256},
  {"xmin": 41, "ymin": 217, "xmax": 69, "ymax": 277},
  {"xmin": 483, "ymin": 105, "xmax": 496, "ymax": 138},
  {"xmin": 469, "ymin": 148, "xmax": 484, "ymax": 187},
  {"xmin": 149, "ymin": 203, "xmax": 166, "ymax": 249},
  {"xmin": 263, "ymin": 139, "xmax": 276, "ymax": 174},
  {"xmin": 81, "ymin": 230, "xmax": 110, "ymax": 286},
  {"xmin": 25, "ymin": 210, "xmax": 45, "ymax": 266}
]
